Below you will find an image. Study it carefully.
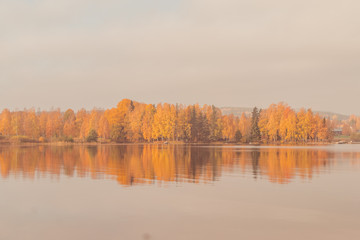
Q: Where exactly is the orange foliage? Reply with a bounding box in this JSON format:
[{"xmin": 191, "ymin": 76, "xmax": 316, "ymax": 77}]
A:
[{"xmin": 0, "ymin": 100, "xmax": 352, "ymax": 143}]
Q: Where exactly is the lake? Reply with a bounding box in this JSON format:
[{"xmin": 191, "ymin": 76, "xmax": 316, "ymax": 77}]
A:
[{"xmin": 0, "ymin": 144, "xmax": 359, "ymax": 240}]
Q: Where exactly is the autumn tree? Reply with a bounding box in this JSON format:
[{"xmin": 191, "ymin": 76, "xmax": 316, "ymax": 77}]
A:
[
  {"xmin": 11, "ymin": 111, "xmax": 24, "ymax": 136},
  {"xmin": 205, "ymin": 105, "xmax": 222, "ymax": 141},
  {"xmin": 23, "ymin": 109, "xmax": 40, "ymax": 139},
  {"xmin": 238, "ymin": 113, "xmax": 250, "ymax": 142},
  {"xmin": 63, "ymin": 109, "xmax": 77, "ymax": 138},
  {"xmin": 174, "ymin": 105, "xmax": 191, "ymax": 142},
  {"xmin": 127, "ymin": 102, "xmax": 145, "ymax": 142},
  {"xmin": 318, "ymin": 118, "xmax": 332, "ymax": 142},
  {"xmin": 98, "ymin": 115, "xmax": 110, "ymax": 139},
  {"xmin": 141, "ymin": 104, "xmax": 155, "ymax": 142},
  {"xmin": 222, "ymin": 114, "xmax": 236, "ymax": 141},
  {"xmin": 0, "ymin": 109, "xmax": 11, "ymax": 136},
  {"xmin": 46, "ymin": 109, "xmax": 63, "ymax": 139}
]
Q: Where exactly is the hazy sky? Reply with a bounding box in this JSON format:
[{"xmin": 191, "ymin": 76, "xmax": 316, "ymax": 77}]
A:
[{"xmin": 1, "ymin": 0, "xmax": 359, "ymax": 114}]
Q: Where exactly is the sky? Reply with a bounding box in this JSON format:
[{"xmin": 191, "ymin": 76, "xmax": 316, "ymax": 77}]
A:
[{"xmin": 1, "ymin": 0, "xmax": 360, "ymax": 115}]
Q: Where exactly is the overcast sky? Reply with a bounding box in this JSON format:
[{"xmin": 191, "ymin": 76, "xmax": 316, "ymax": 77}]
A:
[{"xmin": 1, "ymin": 0, "xmax": 359, "ymax": 114}]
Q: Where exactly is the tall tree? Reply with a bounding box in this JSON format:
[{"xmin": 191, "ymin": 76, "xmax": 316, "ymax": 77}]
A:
[
  {"xmin": 250, "ymin": 107, "xmax": 261, "ymax": 142},
  {"xmin": 0, "ymin": 109, "xmax": 11, "ymax": 136},
  {"xmin": 141, "ymin": 104, "xmax": 155, "ymax": 142},
  {"xmin": 63, "ymin": 109, "xmax": 77, "ymax": 138}
]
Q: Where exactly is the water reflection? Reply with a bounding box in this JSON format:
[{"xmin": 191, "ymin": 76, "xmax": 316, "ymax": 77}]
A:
[{"xmin": 0, "ymin": 145, "xmax": 359, "ymax": 185}]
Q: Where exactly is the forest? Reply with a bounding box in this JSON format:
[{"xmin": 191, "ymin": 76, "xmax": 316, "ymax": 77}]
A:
[{"xmin": 0, "ymin": 99, "xmax": 359, "ymax": 144}]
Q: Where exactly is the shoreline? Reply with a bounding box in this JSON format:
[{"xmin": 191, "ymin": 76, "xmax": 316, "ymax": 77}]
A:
[{"xmin": 1, "ymin": 141, "xmax": 357, "ymax": 147}]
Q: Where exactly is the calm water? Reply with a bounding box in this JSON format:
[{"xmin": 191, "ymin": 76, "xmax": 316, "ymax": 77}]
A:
[{"xmin": 0, "ymin": 144, "xmax": 359, "ymax": 240}]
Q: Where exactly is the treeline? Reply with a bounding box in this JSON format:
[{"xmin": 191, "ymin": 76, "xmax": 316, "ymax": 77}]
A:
[{"xmin": 0, "ymin": 99, "xmax": 342, "ymax": 143}]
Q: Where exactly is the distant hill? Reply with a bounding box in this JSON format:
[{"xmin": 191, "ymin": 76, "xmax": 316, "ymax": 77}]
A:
[
  {"xmin": 220, "ymin": 107, "xmax": 349, "ymax": 121},
  {"xmin": 220, "ymin": 107, "xmax": 253, "ymax": 117},
  {"xmin": 311, "ymin": 111, "xmax": 349, "ymax": 121}
]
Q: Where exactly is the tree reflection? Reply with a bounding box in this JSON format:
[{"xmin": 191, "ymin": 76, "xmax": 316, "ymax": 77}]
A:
[{"xmin": 0, "ymin": 145, "xmax": 358, "ymax": 185}]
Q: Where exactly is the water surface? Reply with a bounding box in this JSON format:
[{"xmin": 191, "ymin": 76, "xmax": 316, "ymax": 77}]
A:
[{"xmin": 0, "ymin": 144, "xmax": 359, "ymax": 240}]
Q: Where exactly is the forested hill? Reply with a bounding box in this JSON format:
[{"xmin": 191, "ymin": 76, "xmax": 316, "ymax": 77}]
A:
[
  {"xmin": 220, "ymin": 107, "xmax": 349, "ymax": 121},
  {"xmin": 220, "ymin": 107, "xmax": 253, "ymax": 117}
]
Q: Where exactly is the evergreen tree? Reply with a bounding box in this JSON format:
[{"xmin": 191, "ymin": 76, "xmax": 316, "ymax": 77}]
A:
[
  {"xmin": 86, "ymin": 129, "xmax": 98, "ymax": 142},
  {"xmin": 250, "ymin": 107, "xmax": 261, "ymax": 142},
  {"xmin": 198, "ymin": 112, "xmax": 210, "ymax": 142},
  {"xmin": 110, "ymin": 125, "xmax": 126, "ymax": 142},
  {"xmin": 234, "ymin": 130, "xmax": 242, "ymax": 142}
]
